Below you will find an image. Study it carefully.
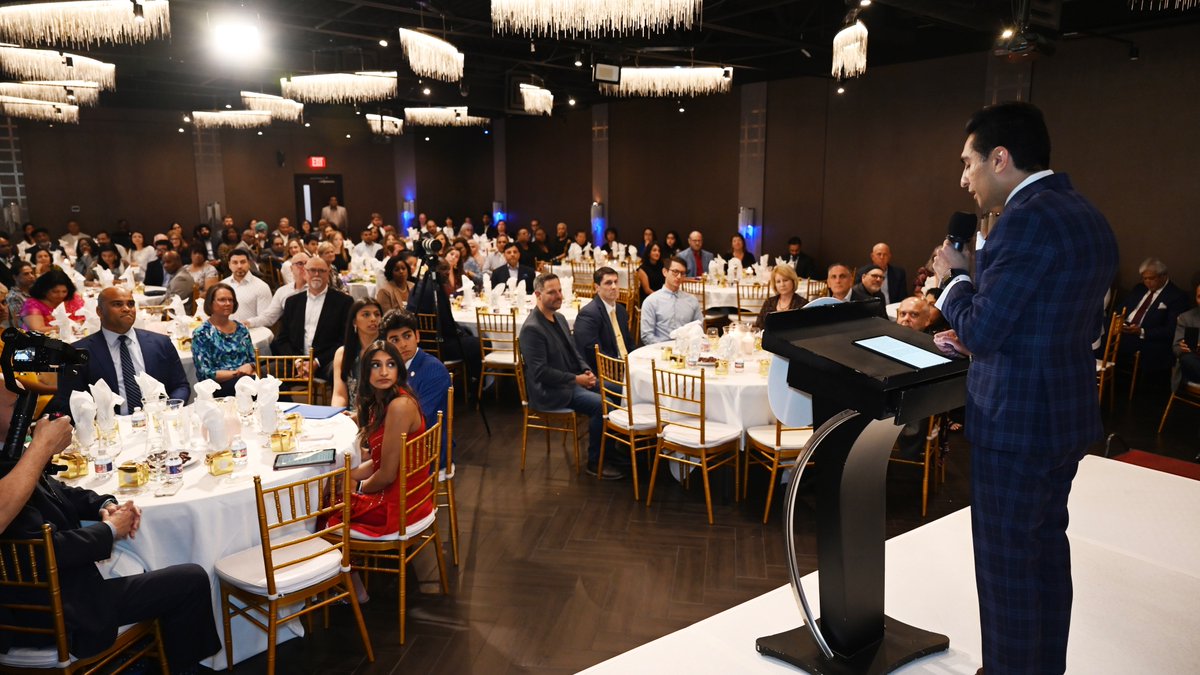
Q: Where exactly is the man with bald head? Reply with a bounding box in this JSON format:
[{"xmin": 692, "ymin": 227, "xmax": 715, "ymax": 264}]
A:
[
  {"xmin": 895, "ymin": 296, "xmax": 933, "ymax": 333},
  {"xmin": 868, "ymin": 242, "xmax": 908, "ymax": 304},
  {"xmin": 53, "ymin": 287, "xmax": 190, "ymax": 415},
  {"xmin": 683, "ymin": 230, "xmax": 714, "ymax": 278},
  {"xmin": 160, "ymin": 250, "xmax": 195, "ymax": 315},
  {"xmin": 271, "ymin": 256, "xmax": 353, "ymax": 381}
]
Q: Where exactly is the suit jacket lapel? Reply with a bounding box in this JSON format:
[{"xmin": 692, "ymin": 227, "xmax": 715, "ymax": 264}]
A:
[{"xmin": 89, "ymin": 334, "xmax": 120, "ymax": 393}]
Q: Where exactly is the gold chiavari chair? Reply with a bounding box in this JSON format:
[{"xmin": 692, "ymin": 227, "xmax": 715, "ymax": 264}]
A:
[
  {"xmin": 1096, "ymin": 311, "xmax": 1123, "ymax": 410},
  {"xmin": 1158, "ymin": 381, "xmax": 1200, "ymax": 434},
  {"xmin": 343, "ymin": 414, "xmax": 448, "ymax": 644},
  {"xmin": 0, "ymin": 525, "xmax": 169, "ymax": 674},
  {"xmin": 215, "ymin": 455, "xmax": 372, "ymax": 674},
  {"xmin": 255, "ymin": 347, "xmax": 316, "ymax": 404},
  {"xmin": 743, "ymin": 419, "xmax": 815, "ymax": 524},
  {"xmin": 417, "ymin": 313, "xmax": 468, "ymax": 401},
  {"xmin": 475, "ymin": 307, "xmax": 519, "ymax": 401},
  {"xmin": 680, "ymin": 277, "xmax": 707, "ymax": 311},
  {"xmin": 595, "ymin": 347, "xmax": 658, "ymax": 499},
  {"xmin": 805, "ymin": 278, "xmax": 829, "ymax": 300},
  {"xmin": 516, "ymin": 350, "xmax": 582, "ymax": 473},
  {"xmin": 645, "ymin": 361, "xmax": 741, "ymax": 525},
  {"xmin": 570, "ymin": 260, "xmax": 596, "ymax": 299},
  {"xmin": 435, "ymin": 387, "xmax": 461, "ymax": 565},
  {"xmin": 887, "ymin": 415, "xmax": 946, "ymax": 517},
  {"xmin": 735, "ymin": 281, "xmax": 771, "ymax": 317}
]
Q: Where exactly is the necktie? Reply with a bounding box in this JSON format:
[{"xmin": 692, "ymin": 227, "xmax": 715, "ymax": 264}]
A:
[
  {"xmin": 1129, "ymin": 291, "xmax": 1156, "ymax": 326},
  {"xmin": 694, "ymin": 250, "xmax": 702, "ymax": 276},
  {"xmin": 118, "ymin": 335, "xmax": 142, "ymax": 414},
  {"xmin": 609, "ymin": 309, "xmax": 628, "ymax": 358}
]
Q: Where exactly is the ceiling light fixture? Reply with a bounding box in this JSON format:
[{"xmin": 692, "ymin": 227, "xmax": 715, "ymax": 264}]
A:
[
  {"xmin": 397, "ymin": 28, "xmax": 463, "ymax": 82},
  {"xmin": 0, "ymin": 80, "xmax": 99, "ymax": 106},
  {"xmin": 378, "ymin": 39, "xmax": 388, "ymax": 47},
  {"xmin": 1129, "ymin": 1, "xmax": 1198, "ymax": 9},
  {"xmin": 837, "ymin": 86, "xmax": 846, "ymax": 94},
  {"xmin": 210, "ymin": 16, "xmax": 262, "ymax": 64},
  {"xmin": 0, "ymin": 45, "xmax": 115, "ymax": 89},
  {"xmin": 574, "ymin": 52, "xmax": 583, "ymax": 67},
  {"xmin": 191, "ymin": 109, "xmax": 272, "ymax": 129},
  {"xmin": 241, "ymin": 90, "xmax": 303, "ymax": 122},
  {"xmin": 492, "ymin": 0, "xmax": 701, "ymax": 37},
  {"xmin": 1000, "ymin": 28, "xmax": 1015, "ymax": 39},
  {"xmin": 404, "ymin": 106, "xmax": 489, "ymax": 127},
  {"xmin": 366, "ymin": 113, "xmax": 403, "ymax": 136},
  {"xmin": 422, "ymin": 86, "xmax": 431, "ymax": 95},
  {"xmin": 281, "ymin": 71, "xmax": 398, "ymax": 104},
  {"xmin": 182, "ymin": 114, "xmax": 190, "ymax": 122},
  {"xmin": 519, "ymin": 83, "xmax": 553, "ymax": 115},
  {"xmin": 832, "ymin": 14, "xmax": 868, "ymax": 80},
  {"xmin": 0, "ymin": 94, "xmax": 78, "ymax": 123},
  {"xmin": 568, "ymin": 97, "xmax": 576, "ymax": 106},
  {"xmin": 599, "ymin": 66, "xmax": 732, "ymax": 97},
  {"xmin": 0, "ymin": 0, "xmax": 169, "ymax": 47}
]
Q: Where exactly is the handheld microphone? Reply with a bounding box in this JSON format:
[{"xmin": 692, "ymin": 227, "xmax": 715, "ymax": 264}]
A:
[{"xmin": 946, "ymin": 211, "xmax": 978, "ymax": 252}]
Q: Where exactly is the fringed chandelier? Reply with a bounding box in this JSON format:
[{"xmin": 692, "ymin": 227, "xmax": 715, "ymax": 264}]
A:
[
  {"xmin": 397, "ymin": 28, "xmax": 463, "ymax": 82},
  {"xmin": 0, "ymin": 0, "xmax": 170, "ymax": 48},
  {"xmin": 366, "ymin": 113, "xmax": 403, "ymax": 136},
  {"xmin": 0, "ymin": 80, "xmax": 100, "ymax": 105},
  {"xmin": 191, "ymin": 110, "xmax": 272, "ymax": 130},
  {"xmin": 0, "ymin": 45, "xmax": 115, "ymax": 89},
  {"xmin": 280, "ymin": 71, "xmax": 397, "ymax": 104},
  {"xmin": 599, "ymin": 66, "xmax": 732, "ymax": 97},
  {"xmin": 0, "ymin": 95, "xmax": 78, "ymax": 123},
  {"xmin": 832, "ymin": 20, "xmax": 868, "ymax": 80},
  {"xmin": 241, "ymin": 90, "xmax": 303, "ymax": 122},
  {"xmin": 491, "ymin": 0, "xmax": 702, "ymax": 37},
  {"xmin": 1129, "ymin": 1, "xmax": 1198, "ymax": 8},
  {"xmin": 519, "ymin": 83, "xmax": 553, "ymax": 115},
  {"xmin": 404, "ymin": 106, "xmax": 489, "ymax": 127}
]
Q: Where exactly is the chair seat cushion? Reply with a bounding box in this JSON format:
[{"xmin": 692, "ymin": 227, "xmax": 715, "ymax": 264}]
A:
[
  {"xmin": 349, "ymin": 509, "xmax": 437, "ymax": 542},
  {"xmin": 483, "ymin": 351, "xmax": 516, "ymax": 365},
  {"xmin": 661, "ymin": 421, "xmax": 741, "ymax": 448},
  {"xmin": 1096, "ymin": 359, "xmax": 1115, "ymax": 372},
  {"xmin": 1185, "ymin": 381, "xmax": 1200, "ymax": 396},
  {"xmin": 607, "ymin": 403, "xmax": 657, "ymax": 431},
  {"xmin": 0, "ymin": 646, "xmax": 71, "ymax": 668},
  {"xmin": 438, "ymin": 463, "xmax": 455, "ymax": 482},
  {"xmin": 746, "ymin": 424, "xmax": 813, "ymax": 451},
  {"xmin": 215, "ymin": 532, "xmax": 343, "ymax": 596}
]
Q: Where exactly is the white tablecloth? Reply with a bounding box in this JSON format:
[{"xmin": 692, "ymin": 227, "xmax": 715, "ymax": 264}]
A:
[
  {"xmin": 452, "ymin": 303, "xmax": 579, "ymax": 335},
  {"xmin": 132, "ymin": 285, "xmax": 168, "ymax": 306},
  {"xmin": 550, "ymin": 263, "xmax": 632, "ymax": 288},
  {"xmin": 347, "ymin": 280, "xmax": 376, "ymax": 301},
  {"xmin": 626, "ymin": 341, "xmax": 773, "ymax": 431},
  {"xmin": 61, "ymin": 408, "xmax": 359, "ymax": 669}
]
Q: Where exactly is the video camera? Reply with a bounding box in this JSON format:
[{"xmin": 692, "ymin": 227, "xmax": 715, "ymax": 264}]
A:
[
  {"xmin": 417, "ymin": 237, "xmax": 442, "ymax": 264},
  {"xmin": 0, "ymin": 328, "xmax": 88, "ymax": 472}
]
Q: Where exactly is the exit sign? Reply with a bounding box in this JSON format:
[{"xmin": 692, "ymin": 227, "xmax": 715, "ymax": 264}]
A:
[{"xmin": 307, "ymin": 156, "xmax": 327, "ymax": 169}]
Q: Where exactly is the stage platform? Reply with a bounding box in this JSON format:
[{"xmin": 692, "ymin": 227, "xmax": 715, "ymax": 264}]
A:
[{"xmin": 583, "ymin": 455, "xmax": 1200, "ymax": 674}]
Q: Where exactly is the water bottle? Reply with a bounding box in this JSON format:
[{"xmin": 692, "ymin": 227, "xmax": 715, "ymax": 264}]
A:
[
  {"xmin": 165, "ymin": 447, "xmax": 184, "ymax": 480},
  {"xmin": 231, "ymin": 438, "xmax": 248, "ymax": 468},
  {"xmin": 93, "ymin": 447, "xmax": 113, "ymax": 475}
]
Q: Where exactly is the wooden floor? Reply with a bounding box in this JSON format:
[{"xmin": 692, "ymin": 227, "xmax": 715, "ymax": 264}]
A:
[{"xmin": 233, "ymin": 374, "xmax": 1198, "ymax": 674}]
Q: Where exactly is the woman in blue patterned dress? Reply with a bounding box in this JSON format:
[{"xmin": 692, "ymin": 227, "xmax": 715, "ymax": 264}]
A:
[{"xmin": 192, "ymin": 283, "xmax": 256, "ymax": 396}]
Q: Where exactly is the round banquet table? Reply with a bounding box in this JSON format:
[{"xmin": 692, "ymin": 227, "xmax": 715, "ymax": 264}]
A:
[
  {"xmin": 452, "ymin": 301, "xmax": 578, "ymax": 335},
  {"xmin": 137, "ymin": 321, "xmax": 274, "ymax": 391},
  {"xmin": 549, "ymin": 263, "xmax": 632, "ymax": 288},
  {"xmin": 132, "ymin": 285, "xmax": 168, "ymax": 306},
  {"xmin": 626, "ymin": 340, "xmax": 773, "ymax": 432},
  {"xmin": 346, "ymin": 279, "xmax": 377, "ymax": 301},
  {"xmin": 59, "ymin": 407, "xmax": 360, "ymax": 670}
]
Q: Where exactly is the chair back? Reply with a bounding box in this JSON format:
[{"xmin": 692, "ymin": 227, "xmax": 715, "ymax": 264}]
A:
[
  {"xmin": 0, "ymin": 524, "xmax": 70, "ymax": 666},
  {"xmin": 514, "ymin": 346, "xmax": 530, "ymax": 406},
  {"xmin": 255, "ymin": 347, "xmax": 315, "ymax": 403},
  {"xmin": 1100, "ymin": 311, "xmax": 1123, "ymax": 365},
  {"xmin": 805, "ymin": 278, "xmax": 829, "ymax": 300},
  {"xmin": 736, "ymin": 281, "xmax": 770, "ymax": 315},
  {"xmin": 475, "ymin": 307, "xmax": 518, "ymax": 357},
  {"xmin": 570, "ymin": 260, "xmax": 596, "ymax": 298},
  {"xmin": 251, "ymin": 454, "xmax": 352, "ymax": 598},
  {"xmin": 595, "ymin": 347, "xmax": 634, "ymax": 427},
  {"xmin": 629, "ymin": 303, "xmax": 642, "ymax": 347},
  {"xmin": 444, "ymin": 386, "xmax": 454, "ymax": 469},
  {"xmin": 650, "ymin": 360, "xmax": 709, "ymax": 443},
  {"xmin": 680, "ymin": 277, "xmax": 707, "ymax": 310},
  {"xmin": 398, "ymin": 413, "xmax": 443, "ymax": 537},
  {"xmin": 416, "ymin": 313, "xmax": 446, "ymax": 360}
]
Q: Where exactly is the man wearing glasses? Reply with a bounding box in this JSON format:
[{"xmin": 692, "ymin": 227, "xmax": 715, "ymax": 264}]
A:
[
  {"xmin": 271, "ymin": 256, "xmax": 353, "ymax": 381},
  {"xmin": 249, "ymin": 252, "xmax": 309, "ymax": 328},
  {"xmin": 640, "ymin": 256, "xmax": 702, "ymax": 345}
]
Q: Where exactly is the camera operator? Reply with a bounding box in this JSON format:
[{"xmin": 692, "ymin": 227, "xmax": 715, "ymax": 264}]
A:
[
  {"xmin": 407, "ymin": 239, "xmax": 482, "ymax": 389},
  {"xmin": 0, "ymin": 406, "xmax": 71, "ymax": 531}
]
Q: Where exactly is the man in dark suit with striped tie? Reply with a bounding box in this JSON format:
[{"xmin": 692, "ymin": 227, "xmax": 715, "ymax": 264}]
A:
[{"xmin": 933, "ymin": 102, "xmax": 1118, "ymax": 675}]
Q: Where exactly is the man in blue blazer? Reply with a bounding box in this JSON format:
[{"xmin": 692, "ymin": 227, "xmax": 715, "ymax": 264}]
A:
[
  {"xmin": 489, "ymin": 242, "xmax": 535, "ymax": 294},
  {"xmin": 934, "ymin": 102, "xmax": 1118, "ymax": 675},
  {"xmin": 573, "ymin": 266, "xmax": 632, "ymax": 373},
  {"xmin": 1115, "ymin": 258, "xmax": 1190, "ymax": 382},
  {"xmin": 381, "ymin": 309, "xmax": 452, "ymax": 467},
  {"xmin": 52, "ymin": 286, "xmax": 190, "ymax": 415}
]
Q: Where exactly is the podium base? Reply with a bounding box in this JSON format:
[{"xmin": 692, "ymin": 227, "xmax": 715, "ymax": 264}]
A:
[{"xmin": 756, "ymin": 616, "xmax": 948, "ymax": 674}]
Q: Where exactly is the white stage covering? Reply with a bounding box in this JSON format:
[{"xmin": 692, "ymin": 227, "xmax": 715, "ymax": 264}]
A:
[{"xmin": 584, "ymin": 455, "xmax": 1200, "ymax": 674}]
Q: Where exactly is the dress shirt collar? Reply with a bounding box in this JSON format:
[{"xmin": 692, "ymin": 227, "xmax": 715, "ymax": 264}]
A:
[
  {"xmin": 101, "ymin": 326, "xmax": 137, "ymax": 349},
  {"xmin": 601, "ymin": 298, "xmax": 618, "ymax": 314},
  {"xmin": 1005, "ymin": 169, "xmax": 1055, "ymax": 205},
  {"xmin": 306, "ymin": 286, "xmax": 329, "ymax": 301}
]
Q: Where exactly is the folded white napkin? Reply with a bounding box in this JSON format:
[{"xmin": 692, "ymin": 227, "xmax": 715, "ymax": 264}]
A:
[
  {"xmin": 50, "ymin": 303, "xmax": 71, "ymax": 330},
  {"xmin": 560, "ymin": 275, "xmax": 573, "ymax": 299},
  {"xmin": 257, "ymin": 376, "xmax": 280, "ymax": 430},
  {"xmin": 760, "ymin": 253, "xmax": 770, "ymax": 267},
  {"xmin": 627, "ymin": 244, "xmax": 637, "ymax": 259},
  {"xmin": 506, "ymin": 277, "xmax": 518, "ymax": 293},
  {"xmin": 443, "ymin": 225, "xmax": 454, "ymax": 237},
  {"xmin": 194, "ymin": 379, "xmax": 220, "ymax": 401},
  {"xmin": 64, "ymin": 265, "xmax": 86, "ymax": 289},
  {"xmin": 463, "ymin": 283, "xmax": 475, "ymax": 306},
  {"xmin": 89, "ymin": 379, "xmax": 123, "ymax": 426},
  {"xmin": 133, "ymin": 372, "xmax": 165, "ymax": 406},
  {"xmin": 193, "ymin": 305, "xmax": 208, "ymax": 323},
  {"xmin": 167, "ymin": 295, "xmax": 188, "ymax": 319},
  {"xmin": 194, "ymin": 400, "xmax": 228, "ymax": 452},
  {"xmin": 595, "ymin": 249, "xmax": 607, "ymax": 265},
  {"xmin": 119, "ymin": 265, "xmax": 137, "ymax": 284},
  {"xmin": 234, "ymin": 376, "xmax": 257, "ymax": 414},
  {"xmin": 482, "ymin": 273, "xmax": 491, "ymax": 291},
  {"xmin": 70, "ymin": 391, "xmax": 97, "ymax": 447},
  {"xmin": 95, "ymin": 267, "xmax": 114, "ymax": 288},
  {"xmin": 669, "ymin": 320, "xmax": 705, "ymax": 342},
  {"xmin": 708, "ymin": 258, "xmax": 723, "ymax": 278},
  {"xmin": 407, "ymin": 227, "xmax": 418, "ymax": 240}
]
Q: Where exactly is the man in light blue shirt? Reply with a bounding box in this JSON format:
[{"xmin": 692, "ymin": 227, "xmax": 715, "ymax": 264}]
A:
[{"xmin": 640, "ymin": 256, "xmax": 702, "ymax": 344}]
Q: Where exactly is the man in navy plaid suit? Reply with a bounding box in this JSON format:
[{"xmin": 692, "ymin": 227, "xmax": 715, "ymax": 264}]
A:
[{"xmin": 933, "ymin": 102, "xmax": 1118, "ymax": 674}]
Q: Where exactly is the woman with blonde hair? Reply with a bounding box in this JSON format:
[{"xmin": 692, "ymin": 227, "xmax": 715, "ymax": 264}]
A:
[{"xmin": 755, "ymin": 263, "xmax": 806, "ymax": 329}]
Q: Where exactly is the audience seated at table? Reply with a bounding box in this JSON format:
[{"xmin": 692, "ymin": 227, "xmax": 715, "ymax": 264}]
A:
[
  {"xmin": 254, "ymin": 252, "xmax": 309, "ymax": 329},
  {"xmin": 490, "ymin": 242, "xmax": 535, "ymax": 294},
  {"xmin": 5, "ymin": 260, "xmax": 31, "ymax": 324},
  {"xmin": 52, "ymin": 286, "xmax": 190, "ymax": 415},
  {"xmin": 72, "ymin": 237, "xmax": 98, "ymax": 277},
  {"xmin": 682, "ymin": 230, "xmax": 714, "ymax": 278},
  {"xmin": 662, "ymin": 230, "xmax": 682, "ymax": 258},
  {"xmin": 442, "ymin": 246, "xmax": 465, "ymax": 294},
  {"xmin": 867, "ymin": 242, "xmax": 908, "ymax": 305},
  {"xmin": 127, "ymin": 230, "xmax": 155, "ymax": 269},
  {"xmin": 637, "ymin": 227, "xmax": 657, "ymax": 260},
  {"xmin": 0, "ymin": 233, "xmax": 18, "ymax": 288},
  {"xmin": 141, "ymin": 238, "xmax": 171, "ymax": 286},
  {"xmin": 20, "ymin": 269, "xmax": 83, "ymax": 333},
  {"xmin": 826, "ymin": 263, "xmax": 854, "ymax": 302},
  {"xmin": 29, "ymin": 248, "xmax": 55, "ymax": 277},
  {"xmin": 531, "ymin": 227, "xmax": 556, "ymax": 264},
  {"xmin": 481, "ymin": 234, "xmax": 508, "ymax": 274},
  {"xmin": 778, "ymin": 236, "xmax": 817, "ymax": 279},
  {"xmin": 637, "ymin": 241, "xmax": 665, "ymax": 303},
  {"xmin": 755, "ymin": 263, "xmax": 807, "ymax": 329},
  {"xmin": 894, "ymin": 297, "xmax": 935, "ymax": 459},
  {"xmin": 377, "ymin": 252, "xmax": 415, "ymax": 314},
  {"xmin": 87, "ymin": 243, "xmax": 127, "ymax": 283},
  {"xmin": 1117, "ymin": 257, "xmax": 1191, "ymax": 389},
  {"xmin": 326, "ymin": 228, "xmax": 351, "ymax": 271},
  {"xmin": 223, "ymin": 249, "xmax": 273, "ymax": 327},
  {"xmin": 548, "ymin": 222, "xmax": 571, "ymax": 262},
  {"xmin": 192, "ymin": 283, "xmax": 258, "ymax": 398},
  {"xmin": 186, "ymin": 247, "xmax": 220, "ymax": 293},
  {"xmin": 574, "ymin": 266, "xmax": 633, "ymax": 372},
  {"xmin": 1174, "ymin": 282, "xmax": 1200, "ymax": 387},
  {"xmin": 640, "ymin": 256, "xmax": 702, "ymax": 345},
  {"xmin": 520, "ymin": 273, "xmax": 618, "ymax": 479},
  {"xmin": 331, "ymin": 299, "xmax": 382, "ymax": 414},
  {"xmin": 725, "ymin": 233, "xmax": 757, "ymax": 268},
  {"xmin": 160, "ymin": 250, "xmax": 196, "ymax": 314},
  {"xmin": 850, "ymin": 264, "xmax": 888, "ymax": 313},
  {"xmin": 382, "ymin": 309, "xmax": 452, "ymax": 464},
  {"xmin": 272, "ymin": 256, "xmax": 353, "ymax": 382}
]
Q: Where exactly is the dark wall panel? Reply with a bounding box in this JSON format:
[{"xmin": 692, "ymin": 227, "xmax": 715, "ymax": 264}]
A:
[
  {"xmin": 506, "ymin": 109, "xmax": 591, "ymax": 231},
  {"xmin": 763, "ymin": 77, "xmax": 829, "ymax": 265},
  {"xmin": 414, "ymin": 127, "xmax": 494, "ymax": 227},
  {"xmin": 609, "ymin": 95, "xmax": 739, "ymax": 248},
  {"xmin": 20, "ymin": 108, "xmax": 199, "ymax": 236},
  {"xmin": 1031, "ymin": 23, "xmax": 1200, "ymax": 291}
]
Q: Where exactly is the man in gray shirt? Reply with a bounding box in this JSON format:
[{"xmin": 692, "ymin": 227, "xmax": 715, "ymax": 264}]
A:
[{"xmin": 640, "ymin": 256, "xmax": 702, "ymax": 344}]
